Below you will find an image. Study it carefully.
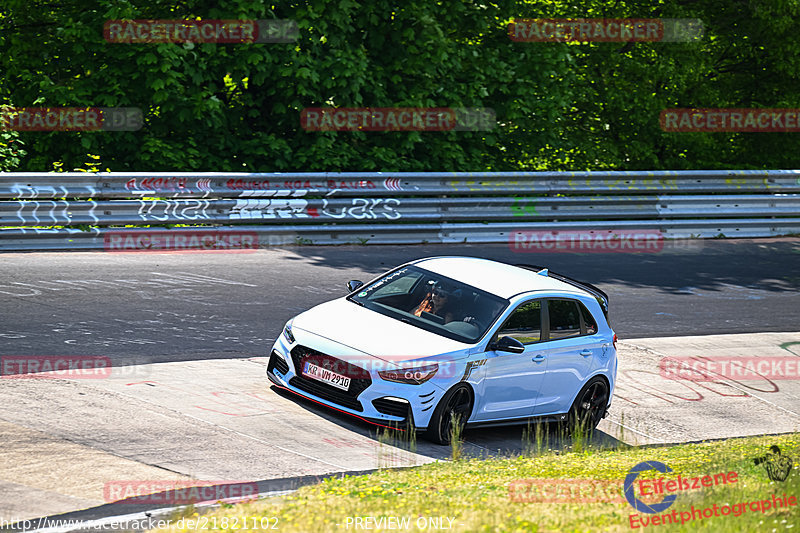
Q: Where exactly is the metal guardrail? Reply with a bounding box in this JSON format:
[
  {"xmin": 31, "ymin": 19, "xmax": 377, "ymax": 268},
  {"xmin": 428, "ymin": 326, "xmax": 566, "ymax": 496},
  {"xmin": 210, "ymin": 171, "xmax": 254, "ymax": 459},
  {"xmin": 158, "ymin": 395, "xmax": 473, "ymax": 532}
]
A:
[
  {"xmin": 2, "ymin": 195, "xmax": 799, "ymax": 227},
  {"xmin": 2, "ymin": 170, "xmax": 800, "ymax": 199},
  {"xmin": 1, "ymin": 170, "xmax": 799, "ymax": 251}
]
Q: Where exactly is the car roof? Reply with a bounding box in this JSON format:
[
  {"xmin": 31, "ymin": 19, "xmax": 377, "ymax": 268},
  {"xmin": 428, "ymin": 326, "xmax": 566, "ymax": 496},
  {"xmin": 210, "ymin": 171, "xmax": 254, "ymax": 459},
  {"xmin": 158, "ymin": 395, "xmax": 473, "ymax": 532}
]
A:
[{"xmin": 410, "ymin": 256, "xmax": 589, "ymax": 299}]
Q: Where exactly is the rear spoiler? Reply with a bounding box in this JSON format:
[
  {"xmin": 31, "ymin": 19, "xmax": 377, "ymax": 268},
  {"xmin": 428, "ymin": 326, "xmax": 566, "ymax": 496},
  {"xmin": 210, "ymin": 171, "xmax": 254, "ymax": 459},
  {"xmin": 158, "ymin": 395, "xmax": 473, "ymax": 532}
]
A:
[{"xmin": 513, "ymin": 264, "xmax": 609, "ymax": 317}]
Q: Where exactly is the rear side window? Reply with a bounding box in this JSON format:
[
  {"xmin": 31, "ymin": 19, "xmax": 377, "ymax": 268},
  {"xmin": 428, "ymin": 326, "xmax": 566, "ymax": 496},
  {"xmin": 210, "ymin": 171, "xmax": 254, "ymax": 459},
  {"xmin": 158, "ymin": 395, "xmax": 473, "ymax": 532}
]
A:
[
  {"xmin": 547, "ymin": 299, "xmax": 582, "ymax": 340},
  {"xmin": 547, "ymin": 299, "xmax": 600, "ymax": 339},
  {"xmin": 580, "ymin": 303, "xmax": 598, "ymax": 335}
]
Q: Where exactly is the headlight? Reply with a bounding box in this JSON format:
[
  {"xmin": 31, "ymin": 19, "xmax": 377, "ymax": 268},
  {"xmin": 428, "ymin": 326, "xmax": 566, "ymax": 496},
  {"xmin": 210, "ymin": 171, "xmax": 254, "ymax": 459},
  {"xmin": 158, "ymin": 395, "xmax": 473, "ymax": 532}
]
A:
[
  {"xmin": 282, "ymin": 320, "xmax": 295, "ymax": 344},
  {"xmin": 378, "ymin": 363, "xmax": 438, "ymax": 385}
]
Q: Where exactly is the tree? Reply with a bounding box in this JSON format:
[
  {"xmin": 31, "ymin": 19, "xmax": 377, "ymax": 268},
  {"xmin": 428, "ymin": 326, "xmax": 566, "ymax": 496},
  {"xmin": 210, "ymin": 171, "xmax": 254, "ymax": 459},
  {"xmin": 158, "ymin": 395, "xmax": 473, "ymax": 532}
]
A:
[{"xmin": 0, "ymin": 0, "xmax": 573, "ymax": 171}]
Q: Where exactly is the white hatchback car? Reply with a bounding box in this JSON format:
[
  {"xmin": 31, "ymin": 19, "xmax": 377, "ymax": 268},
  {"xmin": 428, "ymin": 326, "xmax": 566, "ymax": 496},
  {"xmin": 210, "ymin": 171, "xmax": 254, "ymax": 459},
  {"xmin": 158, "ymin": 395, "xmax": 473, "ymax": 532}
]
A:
[{"xmin": 267, "ymin": 256, "xmax": 617, "ymax": 444}]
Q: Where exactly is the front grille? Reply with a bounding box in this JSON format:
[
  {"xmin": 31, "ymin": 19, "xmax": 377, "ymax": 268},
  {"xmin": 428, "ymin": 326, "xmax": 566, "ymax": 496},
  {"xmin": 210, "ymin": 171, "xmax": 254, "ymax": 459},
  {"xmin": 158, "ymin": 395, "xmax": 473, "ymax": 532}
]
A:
[
  {"xmin": 372, "ymin": 397, "xmax": 411, "ymax": 419},
  {"xmin": 288, "ymin": 345, "xmax": 372, "ymax": 412},
  {"xmin": 268, "ymin": 350, "xmax": 290, "ymax": 376}
]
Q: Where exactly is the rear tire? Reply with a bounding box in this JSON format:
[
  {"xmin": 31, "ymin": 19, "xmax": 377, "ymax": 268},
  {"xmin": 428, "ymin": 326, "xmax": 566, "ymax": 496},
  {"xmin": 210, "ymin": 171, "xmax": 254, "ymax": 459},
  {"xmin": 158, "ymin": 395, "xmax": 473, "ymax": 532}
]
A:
[
  {"xmin": 424, "ymin": 384, "xmax": 473, "ymax": 445},
  {"xmin": 565, "ymin": 376, "xmax": 609, "ymax": 436}
]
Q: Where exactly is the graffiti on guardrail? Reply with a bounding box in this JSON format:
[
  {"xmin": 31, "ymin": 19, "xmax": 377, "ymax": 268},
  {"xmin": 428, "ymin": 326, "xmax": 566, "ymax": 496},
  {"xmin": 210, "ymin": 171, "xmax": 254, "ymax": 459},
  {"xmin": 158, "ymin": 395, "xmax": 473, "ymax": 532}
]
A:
[
  {"xmin": 224, "ymin": 178, "xmax": 378, "ymax": 192},
  {"xmin": 8, "ymin": 184, "xmax": 100, "ymax": 199},
  {"xmin": 511, "ymin": 196, "xmax": 538, "ymax": 216},
  {"xmin": 229, "ymin": 199, "xmax": 310, "ymax": 219},
  {"xmin": 125, "ymin": 177, "xmax": 190, "ymax": 192},
  {"xmin": 136, "ymin": 199, "xmax": 211, "ymax": 221},
  {"xmin": 118, "ymin": 177, "xmax": 388, "ymax": 197},
  {"xmin": 5, "ymin": 200, "xmax": 97, "ymax": 225},
  {"xmin": 316, "ymin": 198, "xmax": 401, "ymax": 220},
  {"xmin": 331, "ymin": 179, "xmax": 379, "ymax": 190},
  {"xmin": 226, "ymin": 198, "xmax": 402, "ymax": 220},
  {"xmin": 3, "ymin": 172, "xmax": 800, "ymax": 250},
  {"xmin": 227, "ymin": 179, "xmax": 282, "ymax": 191},
  {"xmin": 125, "ymin": 177, "xmax": 219, "ymax": 196},
  {"xmin": 383, "ymin": 178, "xmax": 403, "ymax": 191}
]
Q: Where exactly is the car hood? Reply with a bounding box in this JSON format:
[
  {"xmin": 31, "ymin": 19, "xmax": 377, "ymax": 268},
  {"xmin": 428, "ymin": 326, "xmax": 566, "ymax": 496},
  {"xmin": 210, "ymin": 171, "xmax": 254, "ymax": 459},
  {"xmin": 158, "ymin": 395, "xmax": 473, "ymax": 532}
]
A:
[{"xmin": 290, "ymin": 298, "xmax": 472, "ymax": 363}]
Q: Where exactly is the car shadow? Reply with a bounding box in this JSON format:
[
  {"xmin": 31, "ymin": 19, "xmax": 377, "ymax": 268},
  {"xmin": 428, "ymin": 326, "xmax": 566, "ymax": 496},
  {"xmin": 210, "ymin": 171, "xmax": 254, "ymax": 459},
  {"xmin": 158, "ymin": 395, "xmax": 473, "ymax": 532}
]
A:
[{"xmin": 270, "ymin": 384, "xmax": 624, "ymax": 463}]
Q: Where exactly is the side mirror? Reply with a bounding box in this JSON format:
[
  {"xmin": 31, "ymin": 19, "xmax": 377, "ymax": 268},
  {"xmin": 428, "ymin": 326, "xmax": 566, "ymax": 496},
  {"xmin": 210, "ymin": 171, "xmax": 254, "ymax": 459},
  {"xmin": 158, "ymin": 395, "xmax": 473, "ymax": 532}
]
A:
[
  {"xmin": 492, "ymin": 336, "xmax": 525, "ymax": 354},
  {"xmin": 347, "ymin": 280, "xmax": 364, "ymax": 292}
]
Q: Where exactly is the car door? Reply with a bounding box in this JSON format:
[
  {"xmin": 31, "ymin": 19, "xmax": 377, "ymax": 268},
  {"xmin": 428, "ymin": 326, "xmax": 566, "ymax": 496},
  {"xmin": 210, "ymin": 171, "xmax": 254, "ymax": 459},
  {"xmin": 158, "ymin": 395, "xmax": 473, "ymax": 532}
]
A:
[
  {"xmin": 473, "ymin": 299, "xmax": 548, "ymax": 421},
  {"xmin": 531, "ymin": 298, "xmax": 603, "ymax": 416}
]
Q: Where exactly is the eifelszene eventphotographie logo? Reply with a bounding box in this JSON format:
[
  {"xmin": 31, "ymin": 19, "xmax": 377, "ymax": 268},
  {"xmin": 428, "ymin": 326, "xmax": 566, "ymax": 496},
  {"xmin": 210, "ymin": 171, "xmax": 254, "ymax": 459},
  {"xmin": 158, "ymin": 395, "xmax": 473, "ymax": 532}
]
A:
[{"xmin": 624, "ymin": 461, "xmax": 678, "ymax": 514}]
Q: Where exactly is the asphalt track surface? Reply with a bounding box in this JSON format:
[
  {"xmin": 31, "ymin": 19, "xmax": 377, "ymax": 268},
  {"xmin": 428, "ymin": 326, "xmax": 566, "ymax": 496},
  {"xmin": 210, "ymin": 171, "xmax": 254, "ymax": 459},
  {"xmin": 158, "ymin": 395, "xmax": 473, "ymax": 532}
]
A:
[
  {"xmin": 1, "ymin": 238, "xmax": 799, "ymax": 525},
  {"xmin": 1, "ymin": 238, "xmax": 799, "ymax": 367}
]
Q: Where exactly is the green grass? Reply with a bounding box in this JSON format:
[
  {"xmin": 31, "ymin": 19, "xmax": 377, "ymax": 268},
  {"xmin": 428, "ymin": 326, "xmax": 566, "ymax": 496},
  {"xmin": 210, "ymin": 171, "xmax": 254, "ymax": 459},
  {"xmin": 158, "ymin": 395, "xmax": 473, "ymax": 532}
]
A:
[{"xmin": 153, "ymin": 432, "xmax": 800, "ymax": 532}]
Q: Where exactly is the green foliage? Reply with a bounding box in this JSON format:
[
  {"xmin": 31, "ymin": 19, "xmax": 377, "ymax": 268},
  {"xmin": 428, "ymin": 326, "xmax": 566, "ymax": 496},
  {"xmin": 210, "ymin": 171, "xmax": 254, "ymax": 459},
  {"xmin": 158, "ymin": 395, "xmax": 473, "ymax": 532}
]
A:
[
  {"xmin": 521, "ymin": 0, "xmax": 800, "ymax": 169},
  {"xmin": 0, "ymin": 128, "xmax": 25, "ymax": 171},
  {"xmin": 150, "ymin": 432, "xmax": 800, "ymax": 532},
  {"xmin": 1, "ymin": 0, "xmax": 798, "ymax": 171},
  {"xmin": 0, "ymin": 0, "xmax": 572, "ymax": 171}
]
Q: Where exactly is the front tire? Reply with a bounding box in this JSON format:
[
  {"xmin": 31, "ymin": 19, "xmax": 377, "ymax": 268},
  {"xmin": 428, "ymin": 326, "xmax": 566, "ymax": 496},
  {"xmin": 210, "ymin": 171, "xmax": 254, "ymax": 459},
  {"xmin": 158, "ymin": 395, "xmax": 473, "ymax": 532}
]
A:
[{"xmin": 424, "ymin": 384, "xmax": 473, "ymax": 445}]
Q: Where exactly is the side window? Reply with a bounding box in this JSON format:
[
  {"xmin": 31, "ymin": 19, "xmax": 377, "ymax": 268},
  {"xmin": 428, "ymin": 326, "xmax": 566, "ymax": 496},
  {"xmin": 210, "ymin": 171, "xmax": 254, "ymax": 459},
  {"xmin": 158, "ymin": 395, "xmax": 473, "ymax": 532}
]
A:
[
  {"xmin": 579, "ymin": 302, "xmax": 598, "ymax": 335},
  {"xmin": 547, "ymin": 299, "xmax": 582, "ymax": 340},
  {"xmin": 496, "ymin": 300, "xmax": 542, "ymax": 344}
]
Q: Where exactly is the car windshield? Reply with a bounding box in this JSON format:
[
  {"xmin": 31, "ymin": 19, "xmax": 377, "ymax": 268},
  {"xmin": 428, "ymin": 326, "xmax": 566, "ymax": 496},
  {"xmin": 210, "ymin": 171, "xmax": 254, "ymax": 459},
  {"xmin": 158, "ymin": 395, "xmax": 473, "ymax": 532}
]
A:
[{"xmin": 348, "ymin": 265, "xmax": 508, "ymax": 343}]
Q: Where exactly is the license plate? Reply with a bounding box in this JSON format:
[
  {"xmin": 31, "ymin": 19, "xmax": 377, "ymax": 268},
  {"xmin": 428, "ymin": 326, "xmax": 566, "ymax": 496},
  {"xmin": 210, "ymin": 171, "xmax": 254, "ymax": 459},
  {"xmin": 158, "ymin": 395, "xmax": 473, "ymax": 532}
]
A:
[{"xmin": 302, "ymin": 361, "xmax": 351, "ymax": 391}]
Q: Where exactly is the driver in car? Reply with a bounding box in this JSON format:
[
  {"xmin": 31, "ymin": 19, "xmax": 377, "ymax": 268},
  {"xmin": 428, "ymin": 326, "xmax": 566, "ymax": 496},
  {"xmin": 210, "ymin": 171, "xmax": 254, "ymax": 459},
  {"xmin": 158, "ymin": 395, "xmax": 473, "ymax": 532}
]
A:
[{"xmin": 411, "ymin": 281, "xmax": 478, "ymax": 325}]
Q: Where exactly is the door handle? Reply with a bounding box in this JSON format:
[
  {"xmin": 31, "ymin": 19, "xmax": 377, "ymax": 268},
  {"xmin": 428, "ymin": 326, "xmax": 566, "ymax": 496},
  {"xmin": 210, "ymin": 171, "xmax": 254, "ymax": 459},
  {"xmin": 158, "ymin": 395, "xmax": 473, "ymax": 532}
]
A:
[
  {"xmin": 580, "ymin": 349, "xmax": 592, "ymax": 357},
  {"xmin": 532, "ymin": 354, "xmax": 545, "ymax": 363}
]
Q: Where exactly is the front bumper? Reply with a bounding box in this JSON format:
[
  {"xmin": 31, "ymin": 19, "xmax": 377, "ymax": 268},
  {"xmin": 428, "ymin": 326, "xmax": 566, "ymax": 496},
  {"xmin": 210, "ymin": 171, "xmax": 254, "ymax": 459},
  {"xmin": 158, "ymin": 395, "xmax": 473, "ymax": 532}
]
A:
[{"xmin": 266, "ymin": 339, "xmax": 445, "ymax": 431}]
